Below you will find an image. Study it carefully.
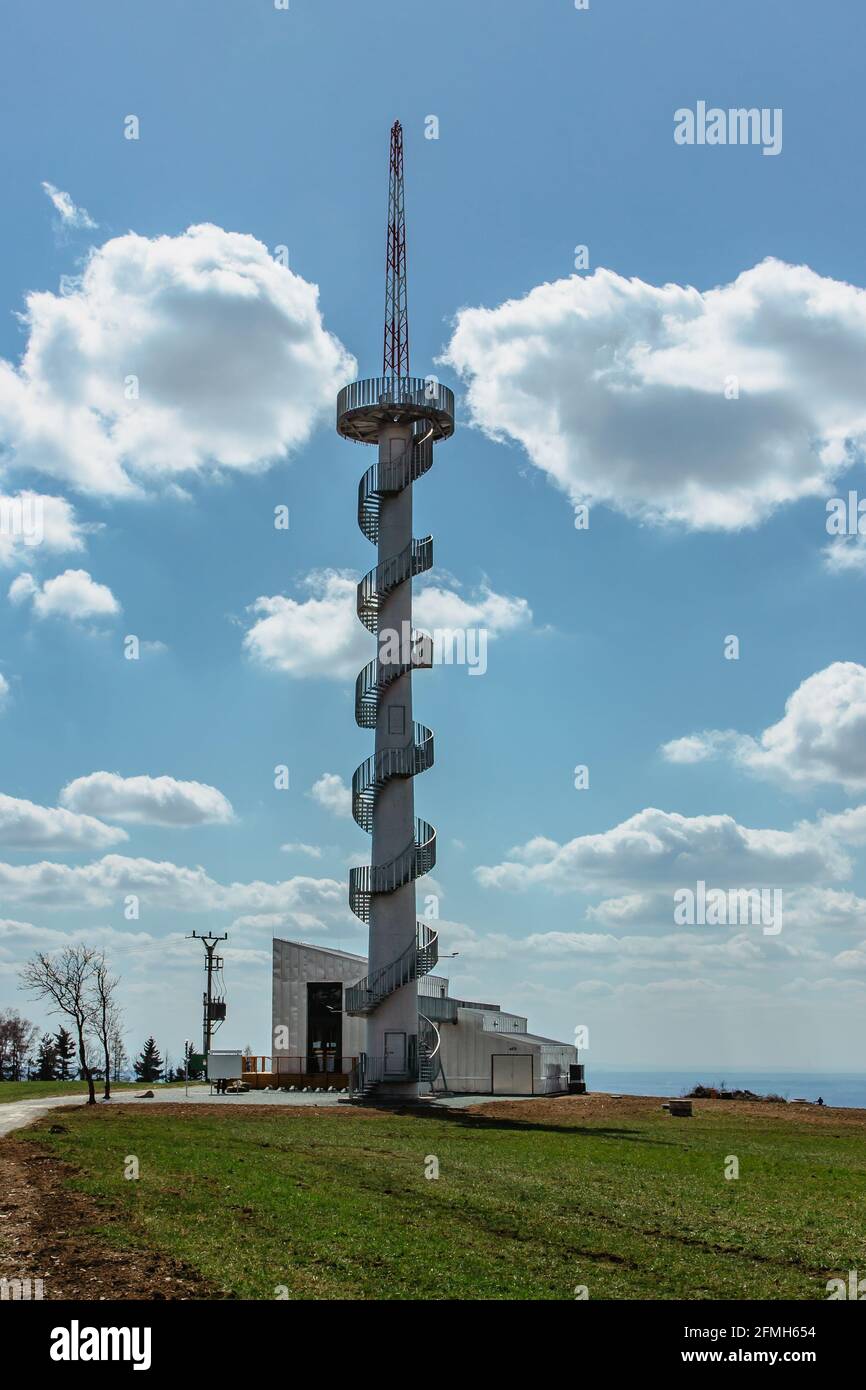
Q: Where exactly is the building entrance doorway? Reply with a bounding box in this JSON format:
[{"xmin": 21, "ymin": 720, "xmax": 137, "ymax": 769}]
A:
[
  {"xmin": 492, "ymin": 1053, "xmax": 533, "ymax": 1095},
  {"xmin": 306, "ymin": 982, "xmax": 342, "ymax": 1073}
]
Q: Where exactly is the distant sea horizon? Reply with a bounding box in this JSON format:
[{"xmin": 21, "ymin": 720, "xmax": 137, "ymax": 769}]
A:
[{"xmin": 587, "ymin": 1067, "xmax": 866, "ymax": 1110}]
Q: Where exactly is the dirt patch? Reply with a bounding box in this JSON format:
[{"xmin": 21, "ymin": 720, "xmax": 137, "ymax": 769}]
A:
[
  {"xmin": 0, "ymin": 1135, "xmax": 221, "ymax": 1300},
  {"xmin": 464, "ymin": 1092, "xmax": 866, "ymax": 1130}
]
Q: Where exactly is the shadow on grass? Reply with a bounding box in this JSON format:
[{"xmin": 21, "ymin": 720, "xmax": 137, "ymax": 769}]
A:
[{"xmin": 378, "ymin": 1102, "xmax": 679, "ymax": 1146}]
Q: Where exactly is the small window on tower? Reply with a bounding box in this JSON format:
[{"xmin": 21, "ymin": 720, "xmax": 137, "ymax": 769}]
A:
[{"xmin": 388, "ymin": 705, "xmax": 406, "ymax": 736}]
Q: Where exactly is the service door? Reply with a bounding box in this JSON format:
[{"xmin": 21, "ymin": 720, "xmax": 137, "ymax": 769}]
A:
[
  {"xmin": 492, "ymin": 1053, "xmax": 533, "ymax": 1095},
  {"xmin": 384, "ymin": 1031, "xmax": 407, "ymax": 1075}
]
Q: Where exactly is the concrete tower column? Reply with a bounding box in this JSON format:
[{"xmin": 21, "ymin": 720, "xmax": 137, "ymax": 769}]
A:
[{"xmin": 367, "ymin": 421, "xmax": 418, "ymax": 1091}]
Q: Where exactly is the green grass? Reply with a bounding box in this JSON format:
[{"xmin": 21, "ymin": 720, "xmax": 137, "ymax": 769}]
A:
[
  {"xmin": 13, "ymin": 1099, "xmax": 866, "ymax": 1300},
  {"xmin": 0, "ymin": 1080, "xmax": 203, "ymax": 1103}
]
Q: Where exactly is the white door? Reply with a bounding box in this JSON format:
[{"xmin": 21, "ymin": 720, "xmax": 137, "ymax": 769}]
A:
[
  {"xmin": 384, "ymin": 1031, "xmax": 407, "ymax": 1075},
  {"xmin": 492, "ymin": 1053, "xmax": 533, "ymax": 1095}
]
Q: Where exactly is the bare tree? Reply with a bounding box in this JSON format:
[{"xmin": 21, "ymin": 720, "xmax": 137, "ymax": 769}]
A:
[
  {"xmin": 109, "ymin": 1017, "xmax": 128, "ymax": 1081},
  {"xmin": 90, "ymin": 953, "xmax": 122, "ymax": 1101},
  {"xmin": 0, "ymin": 1009, "xmax": 38, "ymax": 1082},
  {"xmin": 20, "ymin": 947, "xmax": 99, "ymax": 1104}
]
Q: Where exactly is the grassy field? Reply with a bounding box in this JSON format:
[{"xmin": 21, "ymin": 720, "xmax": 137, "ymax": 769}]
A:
[
  {"xmin": 0, "ymin": 1079, "xmax": 202, "ymax": 1103},
  {"xmin": 12, "ymin": 1094, "xmax": 866, "ymax": 1300}
]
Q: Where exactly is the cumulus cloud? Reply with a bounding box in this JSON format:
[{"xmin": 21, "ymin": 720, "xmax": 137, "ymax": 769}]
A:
[
  {"xmin": 0, "ymin": 492, "xmax": 91, "ymax": 567},
  {"xmin": 243, "ymin": 568, "xmax": 532, "ymax": 678},
  {"xmin": 0, "ymin": 224, "xmax": 355, "ymax": 497},
  {"xmin": 475, "ymin": 806, "xmax": 847, "ymax": 894},
  {"xmin": 783, "ymin": 887, "xmax": 866, "ymax": 931},
  {"xmin": 585, "ymin": 893, "xmax": 651, "ymax": 925},
  {"xmin": 9, "ymin": 568, "xmax": 120, "ymax": 621},
  {"xmin": 824, "ymin": 535, "xmax": 866, "ymax": 573},
  {"xmin": 231, "ymin": 911, "xmax": 331, "ymax": 936},
  {"xmin": 41, "ymin": 182, "xmax": 97, "ymax": 230},
  {"xmin": 521, "ymin": 929, "xmax": 811, "ymax": 967},
  {"xmin": 309, "ymin": 773, "xmax": 351, "ymax": 819},
  {"xmin": 0, "ymin": 792, "xmax": 126, "ymax": 851},
  {"xmin": 280, "ymin": 842, "xmax": 323, "ymax": 859},
  {"xmin": 59, "ymin": 772, "xmax": 234, "ymax": 827},
  {"xmin": 0, "ymin": 674, "xmax": 8, "ymax": 709},
  {"xmin": 0, "ymin": 918, "xmax": 279, "ymax": 990},
  {"xmin": 660, "ymin": 734, "xmax": 721, "ymax": 765},
  {"xmin": 0, "ymin": 853, "xmax": 345, "ymax": 915},
  {"xmin": 442, "ymin": 258, "xmax": 866, "ymax": 530},
  {"xmin": 662, "ymin": 662, "xmax": 866, "ymax": 791},
  {"xmin": 815, "ymin": 805, "xmax": 866, "ymax": 847},
  {"xmin": 833, "ymin": 941, "xmax": 866, "ymax": 970},
  {"xmin": 244, "ymin": 570, "xmax": 367, "ymax": 679},
  {"xmin": 414, "ymin": 583, "xmax": 532, "ymax": 636}
]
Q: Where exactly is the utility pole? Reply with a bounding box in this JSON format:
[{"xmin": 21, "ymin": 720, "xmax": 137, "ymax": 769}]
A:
[{"xmin": 187, "ymin": 932, "xmax": 227, "ymax": 1074}]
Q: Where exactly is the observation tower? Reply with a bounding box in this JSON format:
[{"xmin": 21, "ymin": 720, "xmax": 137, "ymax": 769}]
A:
[{"xmin": 336, "ymin": 121, "xmax": 455, "ymax": 1096}]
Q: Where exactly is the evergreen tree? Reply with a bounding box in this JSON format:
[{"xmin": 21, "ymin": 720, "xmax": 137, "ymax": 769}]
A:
[
  {"xmin": 54, "ymin": 1026, "xmax": 77, "ymax": 1080},
  {"xmin": 35, "ymin": 1034, "xmax": 59, "ymax": 1080},
  {"xmin": 133, "ymin": 1036, "xmax": 164, "ymax": 1082}
]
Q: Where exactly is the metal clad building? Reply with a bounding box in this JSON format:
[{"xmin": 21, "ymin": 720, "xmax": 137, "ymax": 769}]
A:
[{"xmin": 272, "ymin": 938, "xmax": 578, "ymax": 1096}]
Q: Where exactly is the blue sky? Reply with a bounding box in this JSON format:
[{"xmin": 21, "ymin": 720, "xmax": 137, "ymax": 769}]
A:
[{"xmin": 2, "ymin": 0, "xmax": 866, "ymax": 1073}]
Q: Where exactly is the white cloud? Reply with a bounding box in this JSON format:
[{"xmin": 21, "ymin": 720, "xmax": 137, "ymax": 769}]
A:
[
  {"xmin": 0, "ymin": 674, "xmax": 8, "ymax": 709},
  {"xmin": 243, "ymin": 568, "xmax": 532, "ymax": 678},
  {"xmin": 244, "ymin": 571, "xmax": 367, "ymax": 679},
  {"xmin": 0, "ymin": 492, "xmax": 91, "ymax": 567},
  {"xmin": 280, "ymin": 842, "xmax": 324, "ymax": 859},
  {"xmin": 662, "ymin": 662, "xmax": 866, "ymax": 791},
  {"xmin": 309, "ymin": 773, "xmax": 351, "ymax": 819},
  {"xmin": 414, "ymin": 583, "xmax": 532, "ymax": 635},
  {"xmin": 59, "ymin": 772, "xmax": 234, "ymax": 827},
  {"xmin": 9, "ymin": 568, "xmax": 120, "ymax": 621},
  {"xmin": 782, "ymin": 886, "xmax": 866, "ymax": 930},
  {"xmin": 475, "ymin": 806, "xmax": 847, "ymax": 894},
  {"xmin": 0, "ymin": 223, "xmax": 355, "ymax": 497},
  {"xmin": 442, "ymin": 258, "xmax": 866, "ymax": 530},
  {"xmin": 0, "ymin": 853, "xmax": 346, "ymax": 916},
  {"xmin": 230, "ymin": 911, "xmax": 330, "ymax": 935},
  {"xmin": 585, "ymin": 892, "xmax": 651, "ymax": 925},
  {"xmin": 833, "ymin": 941, "xmax": 866, "ymax": 970},
  {"xmin": 0, "ymin": 918, "xmax": 280, "ymax": 991},
  {"xmin": 823, "ymin": 535, "xmax": 866, "ymax": 573},
  {"xmin": 522, "ymin": 929, "xmax": 810, "ymax": 967},
  {"xmin": 0, "ymin": 792, "xmax": 126, "ymax": 852},
  {"xmin": 41, "ymin": 182, "xmax": 97, "ymax": 230},
  {"xmin": 660, "ymin": 734, "xmax": 720, "ymax": 765}
]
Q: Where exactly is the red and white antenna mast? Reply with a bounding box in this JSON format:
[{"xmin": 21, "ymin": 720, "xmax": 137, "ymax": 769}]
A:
[{"xmin": 383, "ymin": 120, "xmax": 409, "ymax": 379}]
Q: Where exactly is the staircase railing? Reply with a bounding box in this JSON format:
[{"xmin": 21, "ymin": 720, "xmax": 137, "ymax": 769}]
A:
[
  {"xmin": 339, "ymin": 374, "xmax": 454, "ymax": 1096},
  {"xmin": 345, "ymin": 921, "xmax": 439, "ymax": 1017},
  {"xmin": 351, "ymin": 723, "xmax": 434, "ymax": 834},
  {"xmin": 348, "ymin": 818, "xmax": 436, "ymax": 923}
]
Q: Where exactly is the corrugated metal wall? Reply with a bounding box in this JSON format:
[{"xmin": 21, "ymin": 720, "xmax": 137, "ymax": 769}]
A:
[
  {"xmin": 438, "ymin": 1008, "xmax": 577, "ymax": 1094},
  {"xmin": 272, "ymin": 940, "xmax": 367, "ymax": 1062}
]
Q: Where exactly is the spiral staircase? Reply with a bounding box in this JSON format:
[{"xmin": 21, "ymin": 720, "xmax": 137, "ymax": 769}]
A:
[{"xmin": 337, "ymin": 377, "xmax": 454, "ymax": 1098}]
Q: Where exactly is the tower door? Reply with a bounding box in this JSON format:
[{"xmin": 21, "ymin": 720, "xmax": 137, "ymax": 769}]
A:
[{"xmin": 384, "ymin": 1031, "xmax": 407, "ymax": 1075}]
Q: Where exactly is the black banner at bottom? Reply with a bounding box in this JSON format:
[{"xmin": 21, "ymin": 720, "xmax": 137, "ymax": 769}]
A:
[{"xmin": 1, "ymin": 1296, "xmax": 859, "ymax": 1374}]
